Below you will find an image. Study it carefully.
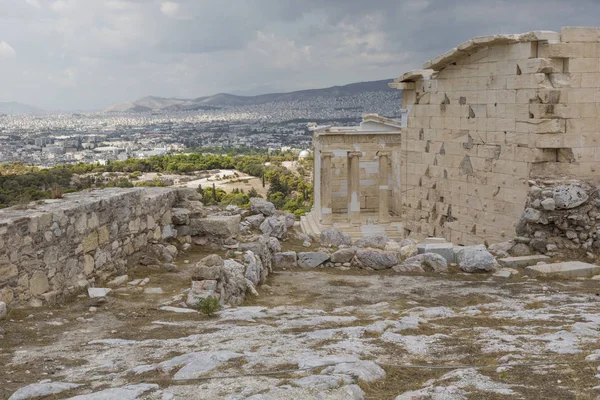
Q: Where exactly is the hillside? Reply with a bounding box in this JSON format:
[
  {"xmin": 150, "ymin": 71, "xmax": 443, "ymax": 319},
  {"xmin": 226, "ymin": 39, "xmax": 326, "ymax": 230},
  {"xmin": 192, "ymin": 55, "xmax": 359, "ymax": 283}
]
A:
[
  {"xmin": 104, "ymin": 79, "xmax": 395, "ymax": 113},
  {"xmin": 0, "ymin": 102, "xmax": 44, "ymax": 115}
]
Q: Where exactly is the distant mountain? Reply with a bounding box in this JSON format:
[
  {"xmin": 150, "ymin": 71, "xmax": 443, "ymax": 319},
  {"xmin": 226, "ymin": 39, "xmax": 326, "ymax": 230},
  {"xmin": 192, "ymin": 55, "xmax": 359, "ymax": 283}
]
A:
[
  {"xmin": 104, "ymin": 79, "xmax": 395, "ymax": 113},
  {"xmin": 0, "ymin": 102, "xmax": 44, "ymax": 115}
]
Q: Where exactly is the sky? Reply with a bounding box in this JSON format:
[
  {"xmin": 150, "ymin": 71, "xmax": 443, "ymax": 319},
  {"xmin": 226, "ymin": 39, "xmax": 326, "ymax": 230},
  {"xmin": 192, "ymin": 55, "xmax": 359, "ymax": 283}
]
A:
[{"xmin": 0, "ymin": 0, "xmax": 599, "ymax": 111}]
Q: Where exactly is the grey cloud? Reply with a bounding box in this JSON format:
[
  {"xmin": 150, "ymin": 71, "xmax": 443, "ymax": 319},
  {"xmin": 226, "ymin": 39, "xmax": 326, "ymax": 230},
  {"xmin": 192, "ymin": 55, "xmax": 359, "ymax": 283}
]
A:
[{"xmin": 1, "ymin": 0, "xmax": 600, "ymax": 110}]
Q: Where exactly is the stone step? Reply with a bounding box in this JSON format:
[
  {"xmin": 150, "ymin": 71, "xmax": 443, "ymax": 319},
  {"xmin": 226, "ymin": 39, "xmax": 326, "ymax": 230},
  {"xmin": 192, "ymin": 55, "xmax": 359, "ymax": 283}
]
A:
[
  {"xmin": 498, "ymin": 255, "xmax": 551, "ymax": 268},
  {"xmin": 525, "ymin": 261, "xmax": 600, "ymax": 278}
]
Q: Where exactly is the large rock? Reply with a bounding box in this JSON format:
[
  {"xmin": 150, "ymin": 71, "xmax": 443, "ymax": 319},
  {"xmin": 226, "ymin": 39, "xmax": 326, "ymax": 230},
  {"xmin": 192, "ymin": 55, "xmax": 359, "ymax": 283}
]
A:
[
  {"xmin": 268, "ymin": 237, "xmax": 281, "ymax": 253},
  {"xmin": 553, "ymin": 185, "xmax": 589, "ymax": 209},
  {"xmin": 245, "ymin": 214, "xmax": 265, "ymax": 228},
  {"xmin": 222, "ymin": 260, "xmax": 249, "ymax": 306},
  {"xmin": 191, "ymin": 255, "xmax": 224, "ymax": 281},
  {"xmin": 330, "ymin": 248, "xmax": 356, "ymax": 263},
  {"xmin": 171, "ymin": 208, "xmax": 190, "ymax": 225},
  {"xmin": 354, "ymin": 249, "xmax": 398, "ymax": 270},
  {"xmin": 393, "ymin": 253, "xmax": 448, "ymax": 273},
  {"xmin": 274, "ymin": 252, "xmax": 297, "ymax": 268},
  {"xmin": 260, "ymin": 216, "xmax": 287, "ymax": 239},
  {"xmin": 509, "ymin": 243, "xmax": 532, "ymax": 257},
  {"xmin": 354, "ymin": 235, "xmax": 388, "ymax": 250},
  {"xmin": 399, "ymin": 244, "xmax": 419, "ymax": 260},
  {"xmin": 240, "ymin": 236, "xmax": 273, "ymax": 275},
  {"xmin": 190, "ymin": 215, "xmax": 241, "ymax": 237},
  {"xmin": 417, "ymin": 243, "xmax": 454, "ymax": 263},
  {"xmin": 525, "ymin": 261, "xmax": 600, "ymax": 278},
  {"xmin": 456, "ymin": 245, "xmax": 497, "ymax": 273},
  {"xmin": 283, "ymin": 212, "xmax": 296, "ymax": 228},
  {"xmin": 320, "ymin": 227, "xmax": 352, "ymax": 247},
  {"xmin": 250, "ymin": 198, "xmax": 276, "ymax": 217},
  {"xmin": 522, "ymin": 208, "xmax": 542, "ymax": 223},
  {"xmin": 243, "ymin": 251, "xmax": 263, "ymax": 286},
  {"xmin": 298, "ymin": 252, "xmax": 329, "ymax": 268}
]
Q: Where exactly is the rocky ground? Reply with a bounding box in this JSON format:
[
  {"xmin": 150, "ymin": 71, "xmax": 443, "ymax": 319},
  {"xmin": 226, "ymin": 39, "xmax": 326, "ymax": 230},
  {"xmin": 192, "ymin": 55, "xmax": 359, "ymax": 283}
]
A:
[{"xmin": 1, "ymin": 242, "xmax": 600, "ymax": 400}]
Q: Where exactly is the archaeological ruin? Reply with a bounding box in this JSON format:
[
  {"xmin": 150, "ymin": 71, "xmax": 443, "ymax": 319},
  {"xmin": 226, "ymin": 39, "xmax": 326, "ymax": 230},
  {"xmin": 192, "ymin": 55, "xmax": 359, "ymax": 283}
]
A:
[
  {"xmin": 305, "ymin": 26, "xmax": 600, "ymax": 251},
  {"xmin": 2, "ymin": 27, "xmax": 600, "ymax": 400}
]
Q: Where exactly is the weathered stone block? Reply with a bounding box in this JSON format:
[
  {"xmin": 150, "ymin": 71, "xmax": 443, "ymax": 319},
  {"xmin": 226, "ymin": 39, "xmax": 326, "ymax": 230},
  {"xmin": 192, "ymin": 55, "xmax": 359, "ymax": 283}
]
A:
[
  {"xmin": 498, "ymin": 255, "xmax": 551, "ymax": 268},
  {"xmin": 525, "ymin": 261, "xmax": 600, "ymax": 278}
]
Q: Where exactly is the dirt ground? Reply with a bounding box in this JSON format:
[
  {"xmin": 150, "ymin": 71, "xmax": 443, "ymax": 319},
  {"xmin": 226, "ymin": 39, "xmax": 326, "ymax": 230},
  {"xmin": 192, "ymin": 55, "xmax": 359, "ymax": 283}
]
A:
[{"xmin": 1, "ymin": 246, "xmax": 600, "ymax": 400}]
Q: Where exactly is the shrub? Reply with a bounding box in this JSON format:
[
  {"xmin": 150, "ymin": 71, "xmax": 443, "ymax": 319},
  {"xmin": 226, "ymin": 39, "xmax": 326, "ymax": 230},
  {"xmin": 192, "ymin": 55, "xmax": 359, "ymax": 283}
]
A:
[
  {"xmin": 193, "ymin": 296, "xmax": 221, "ymax": 317},
  {"xmin": 49, "ymin": 184, "xmax": 64, "ymax": 199}
]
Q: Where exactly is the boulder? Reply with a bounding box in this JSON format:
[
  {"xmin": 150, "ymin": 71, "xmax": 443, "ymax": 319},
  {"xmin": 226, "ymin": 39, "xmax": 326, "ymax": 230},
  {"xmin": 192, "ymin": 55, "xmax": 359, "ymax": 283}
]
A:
[
  {"xmin": 554, "ymin": 185, "xmax": 589, "ymax": 209},
  {"xmin": 354, "ymin": 235, "xmax": 388, "ymax": 250},
  {"xmin": 190, "ymin": 255, "xmax": 224, "ymax": 281},
  {"xmin": 8, "ymin": 382, "xmax": 82, "ymax": 400},
  {"xmin": 320, "ymin": 227, "xmax": 352, "ymax": 247},
  {"xmin": 384, "ymin": 241, "xmax": 401, "ymax": 253},
  {"xmin": 268, "ymin": 237, "xmax": 281, "ymax": 253},
  {"xmin": 393, "ymin": 253, "xmax": 448, "ymax": 273},
  {"xmin": 250, "ymin": 198, "xmax": 276, "ymax": 216},
  {"xmin": 509, "ymin": 243, "xmax": 532, "ymax": 257},
  {"xmin": 274, "ymin": 252, "xmax": 297, "ymax": 268},
  {"xmin": 190, "ymin": 215, "xmax": 241, "ymax": 237},
  {"xmin": 399, "ymin": 244, "xmax": 419, "ymax": 260},
  {"xmin": 221, "ymin": 260, "xmax": 248, "ymax": 306},
  {"xmin": 456, "ymin": 245, "xmax": 497, "ymax": 273},
  {"xmin": 240, "ymin": 236, "xmax": 273, "ymax": 275},
  {"xmin": 172, "ymin": 208, "xmax": 190, "ymax": 225},
  {"xmin": 330, "ymin": 248, "xmax": 356, "ymax": 263},
  {"xmin": 245, "ymin": 214, "xmax": 265, "ymax": 228},
  {"xmin": 260, "ymin": 216, "xmax": 287, "ymax": 239},
  {"xmin": 283, "ymin": 212, "xmax": 296, "ymax": 228},
  {"xmin": 298, "ymin": 252, "xmax": 329, "ymax": 268},
  {"xmin": 530, "ymin": 238, "xmax": 548, "ymax": 254},
  {"xmin": 243, "ymin": 251, "xmax": 263, "ymax": 286},
  {"xmin": 354, "ymin": 249, "xmax": 398, "ymax": 270}
]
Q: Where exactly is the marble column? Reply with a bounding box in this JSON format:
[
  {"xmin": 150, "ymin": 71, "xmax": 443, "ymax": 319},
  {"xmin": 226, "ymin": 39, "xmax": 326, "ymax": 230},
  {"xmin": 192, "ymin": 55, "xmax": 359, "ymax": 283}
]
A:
[
  {"xmin": 320, "ymin": 152, "xmax": 333, "ymax": 225},
  {"xmin": 378, "ymin": 152, "xmax": 390, "ymax": 223},
  {"xmin": 347, "ymin": 152, "xmax": 362, "ymax": 225}
]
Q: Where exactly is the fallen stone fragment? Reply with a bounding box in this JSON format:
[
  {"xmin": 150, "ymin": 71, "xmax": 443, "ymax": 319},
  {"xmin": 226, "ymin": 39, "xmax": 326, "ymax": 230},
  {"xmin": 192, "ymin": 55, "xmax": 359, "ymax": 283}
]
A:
[
  {"xmin": 159, "ymin": 306, "xmax": 198, "ymax": 313},
  {"xmin": 245, "ymin": 214, "xmax": 265, "ymax": 228},
  {"xmin": 393, "ymin": 253, "xmax": 448, "ymax": 273},
  {"xmin": 9, "ymin": 381, "xmax": 82, "ymax": 400},
  {"xmin": 498, "ymin": 255, "xmax": 551, "ymax": 268},
  {"xmin": 354, "ymin": 249, "xmax": 398, "ymax": 270},
  {"xmin": 274, "ymin": 252, "xmax": 297, "ymax": 268},
  {"xmin": 250, "ymin": 198, "xmax": 276, "ymax": 216},
  {"xmin": 417, "ymin": 243, "xmax": 454, "ymax": 263},
  {"xmin": 87, "ymin": 288, "xmax": 111, "ymax": 298},
  {"xmin": 298, "ymin": 252, "xmax": 329, "ymax": 268},
  {"xmin": 0, "ymin": 301, "xmax": 6, "ymax": 320},
  {"xmin": 330, "ymin": 248, "xmax": 356, "ymax": 263},
  {"xmin": 525, "ymin": 261, "xmax": 600, "ymax": 278},
  {"xmin": 260, "ymin": 216, "xmax": 287, "ymax": 239},
  {"xmin": 354, "ymin": 235, "xmax": 389, "ymax": 250},
  {"xmin": 399, "ymin": 244, "xmax": 418, "ymax": 260},
  {"xmin": 143, "ymin": 287, "xmax": 164, "ymax": 294},
  {"xmin": 320, "ymin": 227, "xmax": 352, "ymax": 247},
  {"xmin": 107, "ymin": 275, "xmax": 129, "ymax": 287},
  {"xmin": 456, "ymin": 245, "xmax": 497, "ymax": 273}
]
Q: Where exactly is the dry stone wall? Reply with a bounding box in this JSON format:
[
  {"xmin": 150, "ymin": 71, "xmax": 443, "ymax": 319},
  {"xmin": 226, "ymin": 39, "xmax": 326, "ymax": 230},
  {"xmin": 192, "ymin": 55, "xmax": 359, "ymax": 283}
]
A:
[
  {"xmin": 0, "ymin": 188, "xmax": 178, "ymax": 308},
  {"xmin": 397, "ymin": 27, "xmax": 600, "ymax": 245}
]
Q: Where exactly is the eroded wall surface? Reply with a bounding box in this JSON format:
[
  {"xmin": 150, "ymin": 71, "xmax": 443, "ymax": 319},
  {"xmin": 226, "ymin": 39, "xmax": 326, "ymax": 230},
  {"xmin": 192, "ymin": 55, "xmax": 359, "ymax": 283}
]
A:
[
  {"xmin": 0, "ymin": 188, "xmax": 177, "ymax": 307},
  {"xmin": 399, "ymin": 27, "xmax": 600, "ymax": 245}
]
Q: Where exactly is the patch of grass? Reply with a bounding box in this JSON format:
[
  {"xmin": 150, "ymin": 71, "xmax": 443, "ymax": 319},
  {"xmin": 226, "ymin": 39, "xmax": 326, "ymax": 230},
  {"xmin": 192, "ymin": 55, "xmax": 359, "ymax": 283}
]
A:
[
  {"xmin": 327, "ymin": 279, "xmax": 371, "ymax": 288},
  {"xmin": 524, "ymin": 300, "xmax": 546, "ymax": 310}
]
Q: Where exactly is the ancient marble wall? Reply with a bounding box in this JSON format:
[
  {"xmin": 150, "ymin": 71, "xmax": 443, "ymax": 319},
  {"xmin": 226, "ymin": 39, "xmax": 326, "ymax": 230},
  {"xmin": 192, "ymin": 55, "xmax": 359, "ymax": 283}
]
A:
[
  {"xmin": 398, "ymin": 27, "xmax": 600, "ymax": 245},
  {"xmin": 0, "ymin": 188, "xmax": 178, "ymax": 307}
]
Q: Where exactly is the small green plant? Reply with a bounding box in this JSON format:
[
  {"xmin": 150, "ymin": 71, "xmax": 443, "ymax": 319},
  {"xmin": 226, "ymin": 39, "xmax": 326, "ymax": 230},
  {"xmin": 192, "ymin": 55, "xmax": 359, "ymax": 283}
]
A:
[
  {"xmin": 193, "ymin": 296, "xmax": 221, "ymax": 317},
  {"xmin": 49, "ymin": 184, "xmax": 64, "ymax": 199}
]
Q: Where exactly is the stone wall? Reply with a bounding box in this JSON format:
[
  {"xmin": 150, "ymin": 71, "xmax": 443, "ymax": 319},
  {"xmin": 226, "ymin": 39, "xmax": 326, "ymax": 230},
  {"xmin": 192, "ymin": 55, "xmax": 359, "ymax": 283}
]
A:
[
  {"xmin": 395, "ymin": 27, "xmax": 600, "ymax": 245},
  {"xmin": 517, "ymin": 179, "xmax": 600, "ymax": 254},
  {"xmin": 0, "ymin": 188, "xmax": 178, "ymax": 308}
]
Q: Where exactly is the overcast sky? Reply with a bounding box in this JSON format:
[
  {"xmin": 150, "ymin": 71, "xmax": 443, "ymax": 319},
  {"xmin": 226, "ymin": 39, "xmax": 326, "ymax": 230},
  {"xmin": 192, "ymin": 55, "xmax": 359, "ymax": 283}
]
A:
[{"xmin": 0, "ymin": 0, "xmax": 598, "ymax": 110}]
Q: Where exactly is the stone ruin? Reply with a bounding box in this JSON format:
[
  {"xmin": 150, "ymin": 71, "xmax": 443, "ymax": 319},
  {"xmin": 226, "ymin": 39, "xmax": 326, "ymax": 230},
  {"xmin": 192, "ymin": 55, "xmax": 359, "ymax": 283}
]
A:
[{"xmin": 306, "ymin": 27, "xmax": 600, "ymax": 253}]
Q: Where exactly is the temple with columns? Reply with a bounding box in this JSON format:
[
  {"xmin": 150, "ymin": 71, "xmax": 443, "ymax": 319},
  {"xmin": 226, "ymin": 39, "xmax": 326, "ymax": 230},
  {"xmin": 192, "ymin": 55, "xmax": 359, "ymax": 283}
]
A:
[{"xmin": 300, "ymin": 114, "xmax": 404, "ymax": 240}]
